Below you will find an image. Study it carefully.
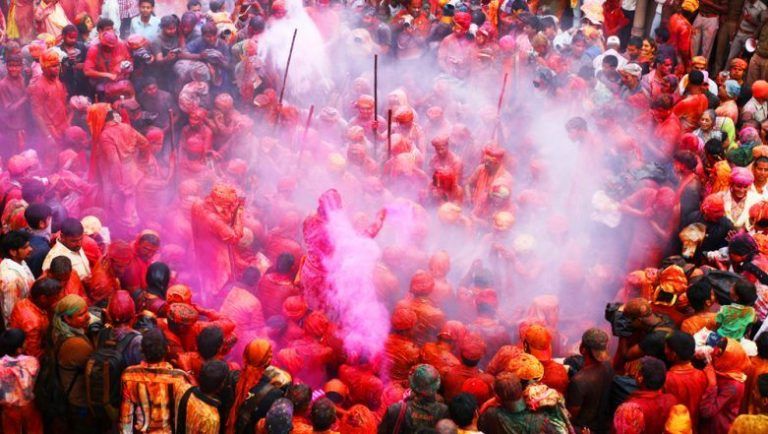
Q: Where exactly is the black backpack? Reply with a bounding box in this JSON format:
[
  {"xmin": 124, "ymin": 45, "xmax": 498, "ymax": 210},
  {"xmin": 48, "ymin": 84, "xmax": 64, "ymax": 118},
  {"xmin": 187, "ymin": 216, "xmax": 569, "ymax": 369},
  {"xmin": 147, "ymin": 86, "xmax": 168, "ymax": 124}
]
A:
[
  {"xmin": 84, "ymin": 327, "xmax": 139, "ymax": 411},
  {"xmin": 34, "ymin": 339, "xmax": 76, "ymax": 421}
]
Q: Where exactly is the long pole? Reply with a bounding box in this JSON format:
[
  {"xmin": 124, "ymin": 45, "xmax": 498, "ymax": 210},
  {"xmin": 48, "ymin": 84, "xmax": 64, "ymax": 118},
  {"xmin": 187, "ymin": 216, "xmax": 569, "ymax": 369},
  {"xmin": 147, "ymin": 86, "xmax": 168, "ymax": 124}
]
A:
[
  {"xmin": 296, "ymin": 104, "xmax": 315, "ymax": 170},
  {"xmin": 387, "ymin": 109, "xmax": 392, "ymax": 160},
  {"xmin": 278, "ymin": 28, "xmax": 298, "ymax": 107},
  {"xmin": 497, "ymin": 73, "xmax": 509, "ymax": 116},
  {"xmin": 273, "ymin": 28, "xmax": 298, "ymax": 132},
  {"xmin": 373, "ymin": 54, "xmax": 379, "ymax": 159}
]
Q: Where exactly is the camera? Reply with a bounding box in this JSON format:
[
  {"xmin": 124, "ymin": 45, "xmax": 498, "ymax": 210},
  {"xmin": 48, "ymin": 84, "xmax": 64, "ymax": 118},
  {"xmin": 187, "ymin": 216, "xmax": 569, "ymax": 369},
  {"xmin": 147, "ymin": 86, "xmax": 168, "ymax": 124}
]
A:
[
  {"xmin": 133, "ymin": 48, "xmax": 153, "ymax": 64},
  {"xmin": 605, "ymin": 303, "xmax": 634, "ymax": 337}
]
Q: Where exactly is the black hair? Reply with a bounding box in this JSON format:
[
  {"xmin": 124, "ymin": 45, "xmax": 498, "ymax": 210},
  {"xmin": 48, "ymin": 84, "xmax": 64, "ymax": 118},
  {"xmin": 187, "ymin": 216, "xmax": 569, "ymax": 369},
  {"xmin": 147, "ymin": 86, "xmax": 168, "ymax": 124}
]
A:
[
  {"xmin": 21, "ymin": 179, "xmax": 46, "ymax": 203},
  {"xmin": 689, "ymin": 70, "xmax": 704, "ymax": 86},
  {"xmin": 142, "ymin": 328, "xmax": 168, "ymax": 363},
  {"xmin": 758, "ymin": 373, "xmax": 768, "ymax": 397},
  {"xmin": 602, "ymin": 55, "xmax": 619, "ymax": 68},
  {"xmin": 199, "ymin": 360, "xmax": 229, "ymax": 394},
  {"xmin": 276, "ymin": 253, "xmax": 295, "ymax": 274},
  {"xmin": 201, "ymin": 22, "xmax": 218, "ymax": 36},
  {"xmin": 209, "ymin": 0, "xmax": 223, "ymax": 11},
  {"xmin": 756, "ymin": 333, "xmax": 768, "ymax": 359},
  {"xmin": 734, "ymin": 279, "xmax": 758, "ymax": 305},
  {"xmin": 24, "ymin": 203, "xmax": 52, "ymax": 230},
  {"xmin": 30, "ymin": 277, "xmax": 63, "ymax": 299},
  {"xmin": 461, "ymin": 356, "xmax": 480, "ymax": 368},
  {"xmin": 310, "ymin": 397, "xmax": 337, "ymax": 431},
  {"xmin": 96, "ymin": 18, "xmax": 114, "ymax": 31},
  {"xmin": 0, "ymin": 231, "xmax": 30, "ymax": 257},
  {"xmin": 686, "ymin": 279, "xmax": 713, "ymax": 312},
  {"xmin": 0, "ymin": 329, "xmax": 25, "ymax": 357},
  {"xmin": 673, "ymin": 151, "xmax": 698, "ymax": 171},
  {"xmin": 651, "ymin": 94, "xmax": 674, "ymax": 110},
  {"xmin": 241, "ymin": 267, "xmax": 261, "ymax": 286},
  {"xmin": 248, "ymin": 16, "xmax": 266, "ymax": 33},
  {"xmin": 196, "ymin": 326, "xmax": 224, "ymax": 359},
  {"xmin": 639, "ymin": 356, "xmax": 667, "ymax": 391},
  {"xmin": 666, "ymin": 331, "xmax": 695, "ymax": 361},
  {"xmin": 286, "ymin": 383, "xmax": 312, "ymax": 413},
  {"xmin": 160, "ymin": 14, "xmax": 179, "ymax": 29},
  {"xmin": 756, "ymin": 156, "xmax": 768, "ymax": 166},
  {"xmin": 563, "ymin": 354, "xmax": 583, "ymax": 378},
  {"xmin": 449, "ymin": 393, "xmax": 478, "ymax": 427},
  {"xmin": 654, "ymin": 26, "xmax": 670, "ymax": 43},
  {"xmin": 539, "ymin": 16, "xmax": 556, "ymax": 29},
  {"xmin": 627, "ymin": 36, "xmax": 643, "ymax": 48},
  {"xmin": 705, "ymin": 138, "xmax": 724, "ymax": 156},
  {"xmin": 62, "ymin": 24, "xmax": 78, "ymax": 36},
  {"xmin": 566, "ymin": 116, "xmax": 588, "ymax": 131},
  {"xmin": 186, "ymin": 0, "xmax": 201, "ymax": 9},
  {"xmin": 50, "ymin": 255, "xmax": 73, "ymax": 277},
  {"xmin": 139, "ymin": 0, "xmax": 154, "ymax": 6},
  {"xmin": 60, "ymin": 218, "xmax": 84, "ymax": 237}
]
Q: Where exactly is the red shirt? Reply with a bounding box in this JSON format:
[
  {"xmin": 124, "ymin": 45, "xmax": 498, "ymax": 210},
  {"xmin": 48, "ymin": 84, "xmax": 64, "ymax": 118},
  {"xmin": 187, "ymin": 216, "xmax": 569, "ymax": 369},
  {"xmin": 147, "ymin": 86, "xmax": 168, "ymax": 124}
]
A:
[
  {"xmin": 84, "ymin": 42, "xmax": 131, "ymax": 76},
  {"xmin": 624, "ymin": 390, "xmax": 677, "ymax": 434},
  {"xmin": 700, "ymin": 377, "xmax": 747, "ymax": 434},
  {"xmin": 664, "ymin": 362, "xmax": 709, "ymax": 426},
  {"xmin": 9, "ymin": 299, "xmax": 49, "ymax": 359}
]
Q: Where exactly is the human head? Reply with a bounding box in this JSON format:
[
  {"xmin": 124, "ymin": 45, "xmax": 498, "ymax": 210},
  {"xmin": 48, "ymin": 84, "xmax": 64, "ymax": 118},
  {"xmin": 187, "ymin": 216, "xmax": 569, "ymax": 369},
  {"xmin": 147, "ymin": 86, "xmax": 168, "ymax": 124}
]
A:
[
  {"xmin": 580, "ymin": 327, "xmax": 609, "ymax": 362},
  {"xmin": 24, "ymin": 203, "xmax": 52, "ymax": 231},
  {"xmin": 40, "ymin": 50, "xmax": 61, "ymax": 78},
  {"xmin": 650, "ymin": 95, "xmax": 673, "ymax": 123},
  {"xmin": 0, "ymin": 329, "xmax": 26, "ymax": 357},
  {"xmin": 139, "ymin": 0, "xmax": 154, "ymax": 17},
  {"xmin": 310, "ymin": 397, "xmax": 336, "ymax": 431},
  {"xmin": 286, "ymin": 383, "xmax": 312, "ymax": 414},
  {"xmin": 49, "ymin": 256, "xmax": 73, "ymax": 284},
  {"xmin": 55, "ymin": 294, "xmax": 90, "ymax": 330},
  {"xmin": 409, "ymin": 364, "xmax": 441, "ymax": 397},
  {"xmin": 699, "ymin": 109, "xmax": 716, "ymax": 131},
  {"xmin": 686, "ymin": 279, "xmax": 714, "ymax": 312},
  {"xmin": 730, "ymin": 167, "xmax": 754, "ymax": 200},
  {"xmin": 665, "ymin": 331, "xmax": 695, "ymax": 363},
  {"xmin": 201, "ymin": 22, "xmax": 218, "ymax": 45},
  {"xmin": 199, "ymin": 359, "xmax": 229, "ymax": 394},
  {"xmin": 754, "ymin": 157, "xmax": 768, "ymax": 185},
  {"xmin": 0, "ymin": 231, "xmax": 32, "ymax": 262},
  {"xmin": 523, "ymin": 323, "xmax": 552, "ymax": 361},
  {"xmin": 107, "ymin": 290, "xmax": 136, "ymax": 325},
  {"xmin": 160, "ymin": 15, "xmax": 178, "ymax": 37},
  {"xmin": 197, "ymin": 325, "xmax": 224, "ymax": 359},
  {"xmin": 754, "ymin": 80, "xmax": 768, "ymax": 103},
  {"xmin": 30, "ymin": 277, "xmax": 63, "ymax": 310},
  {"xmin": 637, "ymin": 356, "xmax": 666, "ymax": 390},
  {"xmin": 59, "ymin": 218, "xmax": 85, "ymax": 252},
  {"xmin": 733, "ymin": 279, "xmax": 758, "ymax": 305},
  {"xmin": 265, "ymin": 398, "xmax": 293, "ymax": 434},
  {"xmin": 493, "ymin": 372, "xmax": 523, "ymax": 403},
  {"xmin": 4, "ymin": 54, "xmax": 23, "ymax": 78},
  {"xmin": 449, "ymin": 393, "xmax": 478, "ymax": 429},
  {"xmin": 141, "ymin": 328, "xmax": 168, "ymax": 363},
  {"xmin": 730, "ymin": 58, "xmax": 747, "ymax": 81},
  {"xmin": 62, "ymin": 24, "xmax": 78, "ymax": 45},
  {"xmin": 96, "ymin": 17, "xmax": 114, "ymax": 33},
  {"xmin": 626, "ymin": 36, "xmax": 642, "ymax": 59}
]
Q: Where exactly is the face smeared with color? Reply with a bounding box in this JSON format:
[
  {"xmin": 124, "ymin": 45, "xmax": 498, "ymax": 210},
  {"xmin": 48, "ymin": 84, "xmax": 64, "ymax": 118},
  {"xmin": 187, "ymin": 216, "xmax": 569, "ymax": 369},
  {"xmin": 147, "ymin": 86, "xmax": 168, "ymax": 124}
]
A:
[
  {"xmin": 730, "ymin": 65, "xmax": 745, "ymax": 81},
  {"xmin": 357, "ymin": 103, "xmax": 373, "ymax": 119},
  {"xmin": 6, "ymin": 62, "xmax": 22, "ymax": 79},
  {"xmin": 136, "ymin": 239, "xmax": 160, "ymax": 262},
  {"xmin": 754, "ymin": 160, "xmax": 768, "ymax": 184},
  {"xmin": 66, "ymin": 306, "xmax": 90, "ymax": 329},
  {"xmin": 483, "ymin": 154, "xmax": 501, "ymax": 172},
  {"xmin": 731, "ymin": 182, "xmax": 749, "ymax": 201},
  {"xmin": 189, "ymin": 110, "xmax": 205, "ymax": 127},
  {"xmin": 433, "ymin": 140, "xmax": 448, "ymax": 158},
  {"xmin": 63, "ymin": 30, "xmax": 78, "ymax": 46}
]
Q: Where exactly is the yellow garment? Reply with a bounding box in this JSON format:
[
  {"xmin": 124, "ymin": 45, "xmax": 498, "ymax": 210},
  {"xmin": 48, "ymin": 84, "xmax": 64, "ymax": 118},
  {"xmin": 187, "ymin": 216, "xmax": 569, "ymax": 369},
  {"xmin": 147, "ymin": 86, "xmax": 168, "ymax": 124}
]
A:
[
  {"xmin": 7, "ymin": 1, "xmax": 19, "ymax": 39},
  {"xmin": 711, "ymin": 160, "xmax": 732, "ymax": 194},
  {"xmin": 664, "ymin": 404, "xmax": 692, "ymax": 434},
  {"xmin": 729, "ymin": 414, "xmax": 768, "ymax": 434},
  {"xmin": 681, "ymin": 0, "xmax": 698, "ymax": 12}
]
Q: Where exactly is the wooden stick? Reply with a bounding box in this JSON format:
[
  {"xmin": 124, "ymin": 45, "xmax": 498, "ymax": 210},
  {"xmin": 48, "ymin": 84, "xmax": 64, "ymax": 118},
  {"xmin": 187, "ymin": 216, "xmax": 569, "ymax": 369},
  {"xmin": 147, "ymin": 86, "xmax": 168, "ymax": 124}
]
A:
[
  {"xmin": 278, "ymin": 28, "xmax": 298, "ymax": 108},
  {"xmin": 497, "ymin": 72, "xmax": 509, "ymax": 116},
  {"xmin": 373, "ymin": 54, "xmax": 379, "ymax": 159},
  {"xmin": 387, "ymin": 109, "xmax": 393, "ymax": 160},
  {"xmin": 296, "ymin": 104, "xmax": 315, "ymax": 170}
]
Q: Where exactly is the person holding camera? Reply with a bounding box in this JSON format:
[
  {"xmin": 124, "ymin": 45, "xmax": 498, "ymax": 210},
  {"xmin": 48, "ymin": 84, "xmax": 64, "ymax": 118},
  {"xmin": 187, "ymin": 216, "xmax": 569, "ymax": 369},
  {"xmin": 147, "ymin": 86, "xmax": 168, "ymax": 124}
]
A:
[
  {"xmin": 607, "ymin": 297, "xmax": 676, "ymax": 374},
  {"xmin": 58, "ymin": 24, "xmax": 89, "ymax": 97}
]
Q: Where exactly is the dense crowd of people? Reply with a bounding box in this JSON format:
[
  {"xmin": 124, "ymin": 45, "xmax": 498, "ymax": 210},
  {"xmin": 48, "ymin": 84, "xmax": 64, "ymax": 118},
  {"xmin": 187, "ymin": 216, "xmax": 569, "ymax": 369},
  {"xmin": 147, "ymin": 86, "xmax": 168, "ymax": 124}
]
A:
[{"xmin": 6, "ymin": 0, "xmax": 768, "ymax": 432}]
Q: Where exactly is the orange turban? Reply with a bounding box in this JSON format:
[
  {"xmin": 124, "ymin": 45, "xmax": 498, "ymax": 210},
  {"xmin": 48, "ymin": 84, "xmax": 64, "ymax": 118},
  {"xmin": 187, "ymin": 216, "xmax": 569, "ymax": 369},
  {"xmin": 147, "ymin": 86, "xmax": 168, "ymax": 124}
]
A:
[
  {"xmin": 713, "ymin": 338, "xmax": 750, "ymax": 382},
  {"xmin": 505, "ymin": 353, "xmax": 544, "ymax": 382},
  {"xmin": 339, "ymin": 405, "xmax": 377, "ymax": 434},
  {"xmin": 210, "ymin": 183, "xmax": 238, "ymax": 206},
  {"xmin": 108, "ymin": 240, "xmax": 134, "ymax": 267},
  {"xmin": 282, "ymin": 296, "xmax": 308, "ymax": 320},
  {"xmin": 461, "ymin": 377, "xmax": 492, "ymax": 405},
  {"xmin": 614, "ymin": 402, "xmax": 645, "ymax": 434},
  {"xmin": 167, "ymin": 303, "xmax": 198, "ymax": 326},
  {"xmin": 701, "ymin": 194, "xmax": 726, "ymax": 222},
  {"xmin": 304, "ymin": 311, "xmax": 330, "ymax": 338},
  {"xmin": 753, "ymin": 80, "xmax": 768, "ymax": 99},
  {"xmin": 409, "ymin": 270, "xmax": 435, "ymax": 296},
  {"xmin": 166, "ymin": 284, "xmax": 193, "ymax": 304},
  {"xmin": 391, "ymin": 308, "xmax": 417, "ymax": 331},
  {"xmin": 483, "ymin": 146, "xmax": 506, "ymax": 159},
  {"xmin": 730, "ymin": 58, "xmax": 748, "ymax": 70},
  {"xmin": 40, "ymin": 49, "xmax": 60, "ymax": 68},
  {"xmin": 356, "ymin": 95, "xmax": 374, "ymax": 109},
  {"xmin": 665, "ymin": 404, "xmax": 693, "ymax": 434},
  {"xmin": 230, "ymin": 339, "xmax": 273, "ymax": 432},
  {"xmin": 460, "ymin": 333, "xmax": 487, "ymax": 361}
]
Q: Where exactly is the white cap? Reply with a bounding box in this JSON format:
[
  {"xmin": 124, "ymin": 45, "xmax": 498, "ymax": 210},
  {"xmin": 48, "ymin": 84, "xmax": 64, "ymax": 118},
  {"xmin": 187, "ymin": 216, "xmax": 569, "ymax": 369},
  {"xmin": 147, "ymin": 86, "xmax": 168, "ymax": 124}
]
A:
[{"xmin": 606, "ymin": 36, "xmax": 621, "ymax": 47}]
